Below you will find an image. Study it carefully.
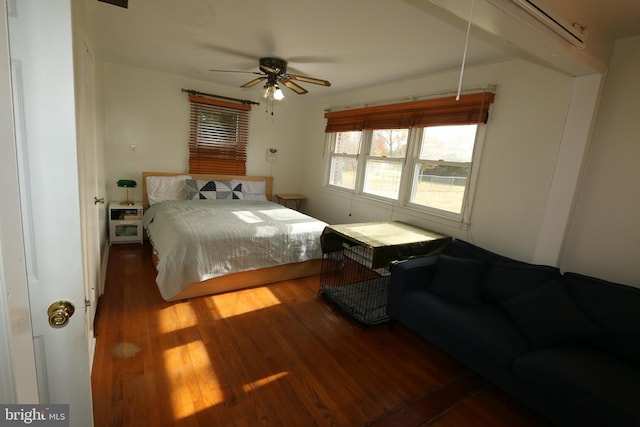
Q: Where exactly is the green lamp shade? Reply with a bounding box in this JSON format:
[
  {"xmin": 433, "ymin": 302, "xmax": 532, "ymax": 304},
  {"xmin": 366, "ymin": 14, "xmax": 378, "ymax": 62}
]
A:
[{"xmin": 117, "ymin": 179, "xmax": 137, "ymax": 188}]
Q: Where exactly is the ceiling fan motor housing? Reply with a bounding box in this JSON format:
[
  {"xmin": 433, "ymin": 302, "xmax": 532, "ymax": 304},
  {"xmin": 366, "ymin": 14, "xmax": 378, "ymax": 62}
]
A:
[
  {"xmin": 260, "ymin": 57, "xmax": 288, "ymax": 75},
  {"xmin": 217, "ymin": 56, "xmax": 329, "ymax": 95}
]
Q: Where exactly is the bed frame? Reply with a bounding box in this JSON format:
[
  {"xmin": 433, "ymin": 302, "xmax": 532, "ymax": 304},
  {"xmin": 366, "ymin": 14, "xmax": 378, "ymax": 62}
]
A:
[{"xmin": 141, "ymin": 171, "xmax": 322, "ymax": 301}]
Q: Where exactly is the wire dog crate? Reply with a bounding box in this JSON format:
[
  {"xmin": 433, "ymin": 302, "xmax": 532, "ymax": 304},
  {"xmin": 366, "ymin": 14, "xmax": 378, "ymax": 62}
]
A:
[
  {"xmin": 320, "ymin": 243, "xmax": 392, "ymax": 326},
  {"xmin": 319, "ymin": 222, "xmax": 451, "ymax": 326}
]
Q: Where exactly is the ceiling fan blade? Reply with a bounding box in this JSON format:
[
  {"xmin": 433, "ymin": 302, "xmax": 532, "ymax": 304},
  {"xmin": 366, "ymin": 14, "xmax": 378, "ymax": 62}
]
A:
[
  {"xmin": 287, "ymin": 74, "xmax": 331, "ymax": 87},
  {"xmin": 241, "ymin": 77, "xmax": 267, "ymax": 88},
  {"xmin": 209, "ymin": 69, "xmax": 264, "ymax": 75},
  {"xmin": 260, "ymin": 64, "xmax": 280, "ymax": 74},
  {"xmin": 280, "ymin": 77, "xmax": 308, "ymax": 95},
  {"xmin": 199, "ymin": 42, "xmax": 261, "ymax": 61}
]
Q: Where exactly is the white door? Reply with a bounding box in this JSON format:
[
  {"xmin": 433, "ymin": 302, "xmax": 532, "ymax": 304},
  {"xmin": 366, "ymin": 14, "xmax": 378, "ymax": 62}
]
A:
[
  {"xmin": 2, "ymin": 0, "xmax": 93, "ymax": 425},
  {"xmin": 0, "ymin": 1, "xmax": 38, "ymax": 404},
  {"xmin": 76, "ymin": 37, "xmax": 101, "ymax": 366}
]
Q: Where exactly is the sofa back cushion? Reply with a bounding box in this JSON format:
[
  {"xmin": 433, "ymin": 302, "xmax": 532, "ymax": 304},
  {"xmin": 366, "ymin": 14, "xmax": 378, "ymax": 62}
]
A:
[
  {"xmin": 483, "ymin": 261, "xmax": 562, "ymax": 303},
  {"xmin": 429, "ymin": 255, "xmax": 487, "ymax": 305},
  {"xmin": 563, "ymin": 273, "xmax": 640, "ymax": 364},
  {"xmin": 501, "ymin": 278, "xmax": 600, "ymax": 349},
  {"xmin": 448, "ymin": 239, "xmax": 511, "ymax": 263},
  {"xmin": 447, "ymin": 239, "xmax": 561, "ymax": 303}
]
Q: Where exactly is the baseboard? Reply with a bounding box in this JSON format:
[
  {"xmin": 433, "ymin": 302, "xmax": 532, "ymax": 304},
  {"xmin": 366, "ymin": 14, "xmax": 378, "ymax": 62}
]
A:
[{"xmin": 99, "ymin": 242, "xmax": 110, "ymax": 296}]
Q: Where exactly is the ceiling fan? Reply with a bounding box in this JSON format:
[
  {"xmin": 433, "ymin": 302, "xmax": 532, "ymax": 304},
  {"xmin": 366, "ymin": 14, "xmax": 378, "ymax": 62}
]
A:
[{"xmin": 210, "ymin": 57, "xmax": 331, "ymax": 97}]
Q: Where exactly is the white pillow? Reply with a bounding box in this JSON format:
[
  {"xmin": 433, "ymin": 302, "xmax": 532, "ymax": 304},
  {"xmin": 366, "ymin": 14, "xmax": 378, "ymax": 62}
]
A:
[
  {"xmin": 146, "ymin": 175, "xmax": 192, "ymax": 205},
  {"xmin": 232, "ymin": 179, "xmax": 267, "ymax": 201},
  {"xmin": 244, "ymin": 194, "xmax": 268, "ymax": 201}
]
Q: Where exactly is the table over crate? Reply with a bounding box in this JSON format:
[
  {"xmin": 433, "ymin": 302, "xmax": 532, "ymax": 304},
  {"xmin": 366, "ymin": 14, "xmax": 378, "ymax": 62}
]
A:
[{"xmin": 319, "ymin": 221, "xmax": 451, "ymax": 326}]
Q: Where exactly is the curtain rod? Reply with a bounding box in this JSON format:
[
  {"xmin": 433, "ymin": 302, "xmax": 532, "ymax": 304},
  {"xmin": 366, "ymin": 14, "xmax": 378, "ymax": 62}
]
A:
[
  {"xmin": 181, "ymin": 88, "xmax": 260, "ymax": 106},
  {"xmin": 324, "ymin": 84, "xmax": 497, "ymax": 113}
]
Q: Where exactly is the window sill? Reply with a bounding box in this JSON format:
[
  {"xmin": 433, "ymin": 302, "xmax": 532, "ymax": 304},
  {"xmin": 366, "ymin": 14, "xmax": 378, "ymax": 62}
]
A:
[{"xmin": 322, "ymin": 186, "xmax": 469, "ymax": 230}]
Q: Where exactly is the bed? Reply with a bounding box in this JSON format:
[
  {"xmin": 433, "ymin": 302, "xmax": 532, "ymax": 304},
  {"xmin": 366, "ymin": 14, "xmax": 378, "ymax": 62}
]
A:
[{"xmin": 141, "ymin": 172, "xmax": 327, "ymax": 301}]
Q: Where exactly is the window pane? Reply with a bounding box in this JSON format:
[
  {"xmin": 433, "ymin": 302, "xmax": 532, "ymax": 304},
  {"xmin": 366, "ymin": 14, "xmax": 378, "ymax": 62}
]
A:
[
  {"xmin": 363, "ymin": 160, "xmax": 402, "ymax": 199},
  {"xmin": 329, "ymin": 156, "xmax": 357, "ymax": 189},
  {"xmin": 370, "ymin": 129, "xmax": 408, "ymax": 158},
  {"xmin": 420, "ymin": 125, "xmax": 477, "ymax": 162},
  {"xmin": 411, "ymin": 164, "xmax": 469, "ymax": 213},
  {"xmin": 334, "ymin": 131, "xmax": 361, "ymax": 155}
]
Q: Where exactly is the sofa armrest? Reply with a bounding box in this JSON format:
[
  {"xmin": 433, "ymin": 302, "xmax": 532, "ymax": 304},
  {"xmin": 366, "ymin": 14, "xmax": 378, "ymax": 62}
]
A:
[{"xmin": 387, "ymin": 255, "xmax": 439, "ymax": 317}]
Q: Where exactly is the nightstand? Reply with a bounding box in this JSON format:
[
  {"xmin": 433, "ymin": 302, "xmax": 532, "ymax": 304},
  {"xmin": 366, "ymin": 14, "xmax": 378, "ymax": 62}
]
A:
[
  {"xmin": 109, "ymin": 202, "xmax": 143, "ymax": 244},
  {"xmin": 275, "ymin": 194, "xmax": 306, "ymax": 210}
]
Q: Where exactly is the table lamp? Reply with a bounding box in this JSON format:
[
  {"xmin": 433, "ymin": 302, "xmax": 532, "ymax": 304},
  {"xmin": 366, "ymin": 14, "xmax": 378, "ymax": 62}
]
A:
[{"xmin": 117, "ymin": 179, "xmax": 136, "ymax": 206}]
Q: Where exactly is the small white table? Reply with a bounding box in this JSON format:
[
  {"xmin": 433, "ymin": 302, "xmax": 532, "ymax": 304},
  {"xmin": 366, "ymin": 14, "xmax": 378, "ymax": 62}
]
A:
[{"xmin": 109, "ymin": 202, "xmax": 143, "ymax": 244}]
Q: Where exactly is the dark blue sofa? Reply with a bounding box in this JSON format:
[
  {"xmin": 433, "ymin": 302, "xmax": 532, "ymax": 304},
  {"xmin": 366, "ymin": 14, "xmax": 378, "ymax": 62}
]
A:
[{"xmin": 387, "ymin": 239, "xmax": 640, "ymax": 427}]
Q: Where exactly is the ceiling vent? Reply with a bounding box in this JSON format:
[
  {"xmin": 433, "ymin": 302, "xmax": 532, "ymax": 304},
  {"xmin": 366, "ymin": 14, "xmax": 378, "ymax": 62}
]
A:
[{"xmin": 487, "ymin": 0, "xmax": 586, "ymax": 49}]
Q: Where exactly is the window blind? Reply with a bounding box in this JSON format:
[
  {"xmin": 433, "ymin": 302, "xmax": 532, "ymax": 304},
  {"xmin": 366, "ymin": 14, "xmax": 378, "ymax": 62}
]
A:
[
  {"xmin": 188, "ymin": 95, "xmax": 250, "ymax": 175},
  {"xmin": 324, "ymin": 91, "xmax": 495, "ymax": 133}
]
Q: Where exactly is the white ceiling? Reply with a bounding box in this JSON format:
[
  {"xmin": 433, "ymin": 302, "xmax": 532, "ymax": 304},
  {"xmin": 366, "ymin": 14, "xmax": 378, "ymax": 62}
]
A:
[{"xmin": 87, "ymin": 0, "xmax": 640, "ymax": 96}]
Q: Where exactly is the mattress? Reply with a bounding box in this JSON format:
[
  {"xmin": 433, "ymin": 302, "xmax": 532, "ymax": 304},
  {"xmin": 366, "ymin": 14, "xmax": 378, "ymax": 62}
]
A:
[{"xmin": 143, "ymin": 199, "xmax": 327, "ymax": 300}]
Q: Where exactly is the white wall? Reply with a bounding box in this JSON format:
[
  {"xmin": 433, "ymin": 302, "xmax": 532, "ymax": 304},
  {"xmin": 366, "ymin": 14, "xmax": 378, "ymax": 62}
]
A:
[
  {"xmin": 103, "ymin": 62, "xmax": 311, "ymax": 203},
  {"xmin": 102, "ymin": 46, "xmax": 640, "ymax": 289},
  {"xmin": 562, "ymin": 36, "xmax": 640, "ymax": 287},
  {"xmin": 302, "ymin": 59, "xmax": 573, "ymax": 262}
]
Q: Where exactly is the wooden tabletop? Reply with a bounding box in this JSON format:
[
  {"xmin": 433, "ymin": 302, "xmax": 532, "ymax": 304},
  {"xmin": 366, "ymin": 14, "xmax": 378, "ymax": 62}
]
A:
[{"xmin": 275, "ymin": 194, "xmax": 306, "ymax": 209}]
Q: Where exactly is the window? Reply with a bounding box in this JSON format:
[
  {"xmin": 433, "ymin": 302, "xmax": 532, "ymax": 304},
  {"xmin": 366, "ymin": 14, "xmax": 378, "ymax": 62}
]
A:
[
  {"xmin": 188, "ymin": 95, "xmax": 251, "ymax": 175},
  {"xmin": 363, "ymin": 129, "xmax": 408, "ymax": 199},
  {"xmin": 409, "ymin": 125, "xmax": 477, "ymax": 214},
  {"xmin": 328, "ymin": 131, "xmax": 361, "ymax": 190},
  {"xmin": 324, "ymin": 92, "xmax": 494, "ymax": 221}
]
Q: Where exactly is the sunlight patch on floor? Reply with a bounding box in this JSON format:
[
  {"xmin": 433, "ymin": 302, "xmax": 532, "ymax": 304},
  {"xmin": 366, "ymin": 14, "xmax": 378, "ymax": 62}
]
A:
[
  {"xmin": 210, "ymin": 286, "xmax": 282, "ymax": 319},
  {"xmin": 242, "ymin": 372, "xmax": 289, "ymax": 393},
  {"xmin": 164, "ymin": 341, "xmax": 225, "ymax": 420},
  {"xmin": 156, "ymin": 303, "xmax": 197, "ymax": 333}
]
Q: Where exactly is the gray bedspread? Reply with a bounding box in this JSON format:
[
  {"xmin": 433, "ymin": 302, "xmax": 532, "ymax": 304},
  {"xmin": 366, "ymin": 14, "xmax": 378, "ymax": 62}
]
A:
[{"xmin": 143, "ymin": 200, "xmax": 327, "ymax": 300}]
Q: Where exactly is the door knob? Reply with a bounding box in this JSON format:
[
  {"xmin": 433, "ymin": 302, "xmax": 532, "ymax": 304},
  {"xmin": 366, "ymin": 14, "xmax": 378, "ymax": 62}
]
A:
[
  {"xmin": 47, "ymin": 300, "xmax": 75, "ymax": 328},
  {"xmin": 94, "ymin": 196, "xmax": 105, "ymax": 205}
]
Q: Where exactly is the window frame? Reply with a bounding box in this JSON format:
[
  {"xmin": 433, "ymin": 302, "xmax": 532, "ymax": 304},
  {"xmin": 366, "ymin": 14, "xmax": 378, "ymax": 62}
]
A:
[
  {"xmin": 326, "ymin": 124, "xmax": 487, "ymax": 223},
  {"xmin": 324, "ymin": 92, "xmax": 494, "ymax": 223},
  {"xmin": 361, "ymin": 128, "xmax": 409, "ymax": 200},
  {"xmin": 405, "ymin": 125, "xmax": 485, "ymax": 222},
  {"xmin": 327, "ymin": 130, "xmax": 362, "ymax": 191}
]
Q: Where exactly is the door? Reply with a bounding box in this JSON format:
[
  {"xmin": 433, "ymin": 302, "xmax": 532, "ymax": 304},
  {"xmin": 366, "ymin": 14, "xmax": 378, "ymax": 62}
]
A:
[
  {"xmin": 77, "ymin": 37, "xmax": 101, "ymax": 365},
  {"xmin": 2, "ymin": 0, "xmax": 93, "ymax": 425},
  {"xmin": 0, "ymin": 0, "xmax": 38, "ymax": 404}
]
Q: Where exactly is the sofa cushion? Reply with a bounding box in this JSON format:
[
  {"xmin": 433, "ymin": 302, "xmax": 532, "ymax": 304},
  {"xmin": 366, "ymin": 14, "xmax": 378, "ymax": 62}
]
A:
[
  {"xmin": 429, "ymin": 255, "xmax": 486, "ymax": 305},
  {"xmin": 563, "ymin": 272, "xmax": 640, "ymax": 365},
  {"xmin": 403, "ymin": 291, "xmax": 529, "ymax": 366},
  {"xmin": 513, "ymin": 347, "xmax": 640, "ymax": 425},
  {"xmin": 446, "ymin": 239, "xmax": 561, "ymax": 303},
  {"xmin": 447, "ymin": 239, "xmax": 512, "ymax": 263},
  {"xmin": 501, "ymin": 278, "xmax": 599, "ymax": 349},
  {"xmin": 483, "ymin": 261, "xmax": 561, "ymax": 303}
]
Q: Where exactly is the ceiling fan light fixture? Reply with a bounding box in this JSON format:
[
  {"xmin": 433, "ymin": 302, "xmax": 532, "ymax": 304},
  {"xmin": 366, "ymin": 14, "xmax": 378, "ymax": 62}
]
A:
[{"xmin": 261, "ymin": 84, "xmax": 285, "ymax": 101}]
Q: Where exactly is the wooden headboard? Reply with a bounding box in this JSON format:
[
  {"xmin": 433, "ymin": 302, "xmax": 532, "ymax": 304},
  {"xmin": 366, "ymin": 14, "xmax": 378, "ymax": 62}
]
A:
[{"xmin": 141, "ymin": 172, "xmax": 274, "ymax": 208}]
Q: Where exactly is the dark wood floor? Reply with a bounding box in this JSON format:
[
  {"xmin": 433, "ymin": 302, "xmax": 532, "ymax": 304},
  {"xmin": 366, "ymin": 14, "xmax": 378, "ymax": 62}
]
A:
[{"xmin": 91, "ymin": 242, "xmax": 551, "ymax": 427}]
